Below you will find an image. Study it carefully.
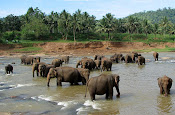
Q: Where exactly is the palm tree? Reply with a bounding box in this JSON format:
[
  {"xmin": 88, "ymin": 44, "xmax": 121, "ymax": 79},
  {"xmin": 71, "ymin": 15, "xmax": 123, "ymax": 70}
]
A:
[
  {"xmin": 160, "ymin": 16, "xmax": 169, "ymax": 38},
  {"xmin": 96, "ymin": 13, "xmax": 115, "ymax": 40},
  {"xmin": 153, "ymin": 23, "xmax": 159, "ymax": 38},
  {"xmin": 71, "ymin": 13, "xmax": 80, "ymax": 42},
  {"xmin": 59, "ymin": 10, "xmax": 71, "ymax": 40},
  {"xmin": 142, "ymin": 19, "xmax": 150, "ymax": 37}
]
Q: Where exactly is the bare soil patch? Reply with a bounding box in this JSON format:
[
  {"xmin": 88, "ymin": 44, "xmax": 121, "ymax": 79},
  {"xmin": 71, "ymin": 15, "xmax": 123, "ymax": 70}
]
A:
[{"xmin": 0, "ymin": 41, "xmax": 175, "ymax": 57}]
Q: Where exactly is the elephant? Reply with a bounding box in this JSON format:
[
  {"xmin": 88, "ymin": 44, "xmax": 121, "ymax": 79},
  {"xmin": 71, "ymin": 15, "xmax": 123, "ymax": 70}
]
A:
[
  {"xmin": 20, "ymin": 55, "xmax": 27, "ymax": 64},
  {"xmin": 76, "ymin": 68, "xmax": 90, "ymax": 85},
  {"xmin": 24, "ymin": 56, "xmax": 34, "ymax": 65},
  {"xmin": 52, "ymin": 59, "xmax": 64, "ymax": 68},
  {"xmin": 101, "ymin": 57, "xmax": 112, "ymax": 71},
  {"xmin": 85, "ymin": 74, "xmax": 120, "ymax": 101},
  {"xmin": 158, "ymin": 75, "xmax": 173, "ymax": 96},
  {"xmin": 47, "ymin": 66, "xmax": 81, "ymax": 87},
  {"xmin": 24, "ymin": 56, "xmax": 40, "ymax": 65},
  {"xmin": 5, "ymin": 64, "xmax": 13, "ymax": 74},
  {"xmin": 137, "ymin": 56, "xmax": 145, "ymax": 65},
  {"xmin": 76, "ymin": 57, "xmax": 96, "ymax": 70},
  {"xmin": 121, "ymin": 56, "xmax": 125, "ymax": 62},
  {"xmin": 39, "ymin": 64, "xmax": 55, "ymax": 77},
  {"xmin": 110, "ymin": 54, "xmax": 119, "ymax": 63},
  {"xmin": 94, "ymin": 59, "xmax": 101, "ymax": 69},
  {"xmin": 33, "ymin": 56, "xmax": 41, "ymax": 63},
  {"xmin": 125, "ymin": 54, "xmax": 133, "ymax": 63},
  {"xmin": 131, "ymin": 52, "xmax": 139, "ymax": 63},
  {"xmin": 61, "ymin": 56, "xmax": 69, "ymax": 64},
  {"xmin": 94, "ymin": 55, "xmax": 104, "ymax": 60},
  {"xmin": 32, "ymin": 62, "xmax": 46, "ymax": 77},
  {"xmin": 153, "ymin": 52, "xmax": 159, "ymax": 61}
]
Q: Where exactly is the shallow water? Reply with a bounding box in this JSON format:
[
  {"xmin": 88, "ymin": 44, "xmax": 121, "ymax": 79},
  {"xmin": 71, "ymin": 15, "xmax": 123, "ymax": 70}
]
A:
[{"xmin": 0, "ymin": 53, "xmax": 175, "ymax": 115}]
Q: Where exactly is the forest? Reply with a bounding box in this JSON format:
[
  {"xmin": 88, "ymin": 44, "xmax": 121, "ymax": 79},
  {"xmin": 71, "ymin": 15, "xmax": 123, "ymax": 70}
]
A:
[{"xmin": 0, "ymin": 7, "xmax": 175, "ymax": 44}]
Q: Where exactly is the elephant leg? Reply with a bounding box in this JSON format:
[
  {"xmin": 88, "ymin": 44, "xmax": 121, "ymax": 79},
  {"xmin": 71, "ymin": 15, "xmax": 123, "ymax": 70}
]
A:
[
  {"xmin": 90, "ymin": 92, "xmax": 95, "ymax": 101},
  {"xmin": 57, "ymin": 80, "xmax": 62, "ymax": 86},
  {"xmin": 116, "ymin": 86, "xmax": 120, "ymax": 97},
  {"xmin": 36, "ymin": 70, "xmax": 39, "ymax": 77},
  {"xmin": 33, "ymin": 70, "xmax": 35, "ymax": 77},
  {"xmin": 106, "ymin": 92, "xmax": 109, "ymax": 99}
]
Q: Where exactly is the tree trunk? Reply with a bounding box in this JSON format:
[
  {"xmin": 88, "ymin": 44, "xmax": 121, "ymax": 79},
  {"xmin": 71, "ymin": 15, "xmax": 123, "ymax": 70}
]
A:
[
  {"xmin": 73, "ymin": 29, "xmax": 76, "ymax": 43},
  {"xmin": 108, "ymin": 31, "xmax": 110, "ymax": 40}
]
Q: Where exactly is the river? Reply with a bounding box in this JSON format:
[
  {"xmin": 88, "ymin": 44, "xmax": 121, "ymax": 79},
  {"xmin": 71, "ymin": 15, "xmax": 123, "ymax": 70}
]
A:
[{"xmin": 0, "ymin": 52, "xmax": 175, "ymax": 115}]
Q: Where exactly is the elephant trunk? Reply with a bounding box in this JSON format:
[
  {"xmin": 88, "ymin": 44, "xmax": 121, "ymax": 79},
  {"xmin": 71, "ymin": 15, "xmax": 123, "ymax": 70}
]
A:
[
  {"xmin": 163, "ymin": 86, "xmax": 168, "ymax": 96},
  {"xmin": 47, "ymin": 75, "xmax": 50, "ymax": 87}
]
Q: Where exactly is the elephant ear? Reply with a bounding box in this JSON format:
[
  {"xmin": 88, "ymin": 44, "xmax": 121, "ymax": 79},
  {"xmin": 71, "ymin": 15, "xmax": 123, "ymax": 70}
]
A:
[
  {"xmin": 169, "ymin": 78, "xmax": 173, "ymax": 82},
  {"xmin": 115, "ymin": 75, "xmax": 120, "ymax": 84}
]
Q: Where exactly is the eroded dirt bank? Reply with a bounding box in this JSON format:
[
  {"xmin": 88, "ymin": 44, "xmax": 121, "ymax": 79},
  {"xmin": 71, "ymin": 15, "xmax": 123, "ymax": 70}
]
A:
[{"xmin": 0, "ymin": 41, "xmax": 175, "ymax": 57}]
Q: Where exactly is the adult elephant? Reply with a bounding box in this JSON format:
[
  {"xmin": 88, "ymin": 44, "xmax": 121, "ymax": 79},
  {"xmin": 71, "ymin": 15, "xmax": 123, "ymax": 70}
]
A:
[
  {"xmin": 20, "ymin": 55, "xmax": 27, "ymax": 64},
  {"xmin": 39, "ymin": 64, "xmax": 54, "ymax": 77},
  {"xmin": 85, "ymin": 74, "xmax": 120, "ymax": 101},
  {"xmin": 61, "ymin": 56, "xmax": 69, "ymax": 64},
  {"xmin": 131, "ymin": 52, "xmax": 138, "ymax": 63},
  {"xmin": 33, "ymin": 56, "xmax": 41, "ymax": 63},
  {"xmin": 47, "ymin": 67, "xmax": 81, "ymax": 87},
  {"xmin": 94, "ymin": 59, "xmax": 101, "ymax": 70},
  {"xmin": 5, "ymin": 64, "xmax": 13, "ymax": 74},
  {"xmin": 158, "ymin": 75, "xmax": 173, "ymax": 96},
  {"xmin": 76, "ymin": 68, "xmax": 90, "ymax": 85},
  {"xmin": 94, "ymin": 55, "xmax": 104, "ymax": 60},
  {"xmin": 24, "ymin": 56, "xmax": 34, "ymax": 65},
  {"xmin": 125, "ymin": 54, "xmax": 133, "ymax": 63},
  {"xmin": 137, "ymin": 56, "xmax": 145, "ymax": 65},
  {"xmin": 110, "ymin": 54, "xmax": 119, "ymax": 63},
  {"xmin": 101, "ymin": 57, "xmax": 112, "ymax": 71},
  {"xmin": 32, "ymin": 62, "xmax": 46, "ymax": 77},
  {"xmin": 153, "ymin": 52, "xmax": 159, "ymax": 61},
  {"xmin": 52, "ymin": 59, "xmax": 64, "ymax": 67},
  {"xmin": 76, "ymin": 57, "xmax": 95, "ymax": 70}
]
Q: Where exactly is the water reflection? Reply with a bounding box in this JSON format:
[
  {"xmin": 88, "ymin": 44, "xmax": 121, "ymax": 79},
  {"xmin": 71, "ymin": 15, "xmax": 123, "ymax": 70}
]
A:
[{"xmin": 157, "ymin": 95, "xmax": 173, "ymax": 114}]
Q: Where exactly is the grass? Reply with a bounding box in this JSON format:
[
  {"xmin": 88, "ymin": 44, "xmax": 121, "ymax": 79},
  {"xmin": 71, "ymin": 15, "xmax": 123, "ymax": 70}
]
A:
[
  {"xmin": 135, "ymin": 47, "xmax": 175, "ymax": 53},
  {"xmin": 12, "ymin": 47, "xmax": 42, "ymax": 52}
]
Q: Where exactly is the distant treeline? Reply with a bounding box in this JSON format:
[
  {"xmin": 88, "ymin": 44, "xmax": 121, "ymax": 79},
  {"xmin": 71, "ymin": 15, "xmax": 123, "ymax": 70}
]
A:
[{"xmin": 0, "ymin": 7, "xmax": 175, "ymax": 43}]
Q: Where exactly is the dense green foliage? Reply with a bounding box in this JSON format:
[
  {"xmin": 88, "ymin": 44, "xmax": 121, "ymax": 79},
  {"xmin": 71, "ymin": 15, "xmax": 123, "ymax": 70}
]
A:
[
  {"xmin": 130, "ymin": 7, "xmax": 175, "ymax": 24},
  {"xmin": 0, "ymin": 7, "xmax": 175, "ymax": 43}
]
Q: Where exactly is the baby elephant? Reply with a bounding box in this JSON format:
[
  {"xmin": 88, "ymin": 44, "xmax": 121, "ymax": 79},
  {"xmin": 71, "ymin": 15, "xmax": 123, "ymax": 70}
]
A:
[
  {"xmin": 85, "ymin": 74, "xmax": 120, "ymax": 101},
  {"xmin": 5, "ymin": 64, "xmax": 13, "ymax": 74},
  {"xmin": 158, "ymin": 75, "xmax": 173, "ymax": 96},
  {"xmin": 153, "ymin": 52, "xmax": 159, "ymax": 61}
]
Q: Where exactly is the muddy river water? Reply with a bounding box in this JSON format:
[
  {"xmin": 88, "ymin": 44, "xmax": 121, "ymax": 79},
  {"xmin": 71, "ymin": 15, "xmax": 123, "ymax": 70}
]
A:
[{"xmin": 0, "ymin": 52, "xmax": 175, "ymax": 115}]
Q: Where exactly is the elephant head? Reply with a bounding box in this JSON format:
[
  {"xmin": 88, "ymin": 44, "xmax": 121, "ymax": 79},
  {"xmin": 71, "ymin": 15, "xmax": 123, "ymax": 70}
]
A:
[
  {"xmin": 158, "ymin": 75, "xmax": 173, "ymax": 96},
  {"xmin": 78, "ymin": 68, "xmax": 90, "ymax": 84},
  {"xmin": 112, "ymin": 74, "xmax": 120, "ymax": 97},
  {"xmin": 39, "ymin": 64, "xmax": 46, "ymax": 77},
  {"xmin": 76, "ymin": 60, "xmax": 82, "ymax": 68},
  {"xmin": 32, "ymin": 63, "xmax": 39, "ymax": 77},
  {"xmin": 47, "ymin": 68, "xmax": 58, "ymax": 87}
]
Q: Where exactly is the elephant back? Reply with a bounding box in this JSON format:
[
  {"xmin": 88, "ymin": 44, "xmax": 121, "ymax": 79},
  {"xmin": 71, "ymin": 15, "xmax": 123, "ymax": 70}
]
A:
[
  {"xmin": 52, "ymin": 59, "xmax": 63, "ymax": 67},
  {"xmin": 25, "ymin": 56, "xmax": 34, "ymax": 65}
]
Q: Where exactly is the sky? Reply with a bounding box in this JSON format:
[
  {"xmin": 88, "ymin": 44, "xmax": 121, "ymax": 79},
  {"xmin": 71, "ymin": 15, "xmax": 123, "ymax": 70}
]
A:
[{"xmin": 0, "ymin": 0, "xmax": 175, "ymax": 19}]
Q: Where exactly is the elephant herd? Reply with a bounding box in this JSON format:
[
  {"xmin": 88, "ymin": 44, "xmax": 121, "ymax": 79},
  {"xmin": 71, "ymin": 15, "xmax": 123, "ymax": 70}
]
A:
[{"xmin": 4, "ymin": 51, "xmax": 173, "ymax": 101}]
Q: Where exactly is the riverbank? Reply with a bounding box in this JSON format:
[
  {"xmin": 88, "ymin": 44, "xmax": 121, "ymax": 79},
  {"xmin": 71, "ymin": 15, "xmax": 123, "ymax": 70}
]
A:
[{"xmin": 0, "ymin": 41, "xmax": 175, "ymax": 57}]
